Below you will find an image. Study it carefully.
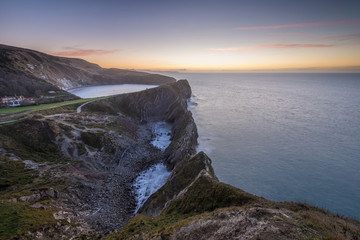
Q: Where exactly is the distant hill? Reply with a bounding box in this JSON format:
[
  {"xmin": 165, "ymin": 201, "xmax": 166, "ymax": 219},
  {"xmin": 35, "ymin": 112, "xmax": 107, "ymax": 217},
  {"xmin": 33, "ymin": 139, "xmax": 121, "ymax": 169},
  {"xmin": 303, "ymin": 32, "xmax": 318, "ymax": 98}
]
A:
[{"xmin": 0, "ymin": 44, "xmax": 175, "ymax": 97}]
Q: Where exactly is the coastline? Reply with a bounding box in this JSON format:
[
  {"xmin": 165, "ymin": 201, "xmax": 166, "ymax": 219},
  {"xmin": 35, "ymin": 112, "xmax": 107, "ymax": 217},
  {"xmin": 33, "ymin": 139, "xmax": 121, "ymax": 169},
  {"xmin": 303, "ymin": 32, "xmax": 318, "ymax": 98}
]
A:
[{"xmin": 0, "ymin": 80, "xmax": 359, "ymax": 239}]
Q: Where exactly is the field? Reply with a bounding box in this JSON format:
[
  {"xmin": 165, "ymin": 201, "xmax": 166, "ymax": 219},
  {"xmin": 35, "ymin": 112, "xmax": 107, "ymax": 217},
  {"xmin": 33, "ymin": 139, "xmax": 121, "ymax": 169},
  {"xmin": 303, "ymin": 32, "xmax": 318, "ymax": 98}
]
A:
[{"xmin": 0, "ymin": 98, "xmax": 93, "ymax": 115}]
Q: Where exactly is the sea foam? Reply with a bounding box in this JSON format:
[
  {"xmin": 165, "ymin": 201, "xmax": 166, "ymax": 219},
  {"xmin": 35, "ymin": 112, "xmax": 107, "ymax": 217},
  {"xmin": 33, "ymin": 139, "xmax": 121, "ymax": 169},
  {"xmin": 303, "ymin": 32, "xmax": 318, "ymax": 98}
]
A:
[
  {"xmin": 133, "ymin": 163, "xmax": 171, "ymax": 213},
  {"xmin": 150, "ymin": 121, "xmax": 172, "ymax": 151},
  {"xmin": 132, "ymin": 122, "xmax": 173, "ymax": 214}
]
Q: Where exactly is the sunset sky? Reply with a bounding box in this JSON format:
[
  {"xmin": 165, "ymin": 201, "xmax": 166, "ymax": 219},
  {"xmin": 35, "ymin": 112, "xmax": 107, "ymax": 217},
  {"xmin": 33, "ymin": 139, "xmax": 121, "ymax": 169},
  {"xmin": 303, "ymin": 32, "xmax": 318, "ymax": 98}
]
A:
[{"xmin": 1, "ymin": 0, "xmax": 360, "ymax": 72}]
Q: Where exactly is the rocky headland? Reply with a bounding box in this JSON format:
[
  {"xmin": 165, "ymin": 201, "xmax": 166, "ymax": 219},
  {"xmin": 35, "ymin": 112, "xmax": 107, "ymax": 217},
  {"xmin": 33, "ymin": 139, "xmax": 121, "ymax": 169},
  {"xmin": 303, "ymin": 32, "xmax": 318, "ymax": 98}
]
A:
[
  {"xmin": 0, "ymin": 44, "xmax": 175, "ymax": 97},
  {"xmin": 0, "ymin": 80, "xmax": 359, "ymax": 240}
]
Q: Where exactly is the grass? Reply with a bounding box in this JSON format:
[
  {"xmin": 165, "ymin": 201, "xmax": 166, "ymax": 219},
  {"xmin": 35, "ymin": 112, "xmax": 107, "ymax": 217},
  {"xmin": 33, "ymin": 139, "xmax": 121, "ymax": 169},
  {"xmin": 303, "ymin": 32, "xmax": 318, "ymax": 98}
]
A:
[
  {"xmin": 0, "ymin": 153, "xmax": 66, "ymax": 200},
  {"xmin": 76, "ymin": 142, "xmax": 87, "ymax": 155},
  {"xmin": 140, "ymin": 152, "xmax": 217, "ymax": 214},
  {"xmin": 0, "ymin": 119, "xmax": 64, "ymax": 162},
  {"xmin": 289, "ymin": 203, "xmax": 360, "ymax": 240},
  {"xmin": 105, "ymin": 212, "xmax": 196, "ymax": 240},
  {"xmin": 0, "ymin": 156, "xmax": 63, "ymax": 239},
  {"xmin": 35, "ymin": 102, "xmax": 81, "ymax": 115},
  {"xmin": 0, "ymin": 98, "xmax": 93, "ymax": 115},
  {"xmin": 0, "ymin": 155, "xmax": 37, "ymax": 192},
  {"xmin": 81, "ymin": 131, "xmax": 104, "ymax": 149},
  {"xmin": 0, "ymin": 202, "xmax": 57, "ymax": 240},
  {"xmin": 162, "ymin": 175, "xmax": 257, "ymax": 215}
]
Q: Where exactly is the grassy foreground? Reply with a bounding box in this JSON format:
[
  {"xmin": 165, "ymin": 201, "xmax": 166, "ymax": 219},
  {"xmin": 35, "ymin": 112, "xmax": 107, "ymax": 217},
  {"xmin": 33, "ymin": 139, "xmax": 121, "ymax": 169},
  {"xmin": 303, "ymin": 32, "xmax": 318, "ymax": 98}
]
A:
[{"xmin": 0, "ymin": 98, "xmax": 93, "ymax": 115}]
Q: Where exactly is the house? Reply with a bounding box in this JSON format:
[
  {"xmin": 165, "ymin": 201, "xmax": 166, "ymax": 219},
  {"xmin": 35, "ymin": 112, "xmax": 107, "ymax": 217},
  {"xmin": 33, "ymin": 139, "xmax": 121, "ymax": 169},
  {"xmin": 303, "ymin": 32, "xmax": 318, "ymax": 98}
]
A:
[
  {"xmin": 23, "ymin": 97, "xmax": 35, "ymax": 104},
  {"xmin": 8, "ymin": 100, "xmax": 21, "ymax": 107},
  {"xmin": 1, "ymin": 97, "xmax": 9, "ymax": 104},
  {"xmin": 1, "ymin": 95, "xmax": 35, "ymax": 106},
  {"xmin": 1, "ymin": 97, "xmax": 16, "ymax": 104}
]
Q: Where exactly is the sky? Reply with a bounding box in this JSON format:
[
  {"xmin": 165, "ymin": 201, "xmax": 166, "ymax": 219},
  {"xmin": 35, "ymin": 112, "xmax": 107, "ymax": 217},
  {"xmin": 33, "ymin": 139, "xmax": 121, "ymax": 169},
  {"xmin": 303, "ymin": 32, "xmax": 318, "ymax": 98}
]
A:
[{"xmin": 1, "ymin": 0, "xmax": 360, "ymax": 72}]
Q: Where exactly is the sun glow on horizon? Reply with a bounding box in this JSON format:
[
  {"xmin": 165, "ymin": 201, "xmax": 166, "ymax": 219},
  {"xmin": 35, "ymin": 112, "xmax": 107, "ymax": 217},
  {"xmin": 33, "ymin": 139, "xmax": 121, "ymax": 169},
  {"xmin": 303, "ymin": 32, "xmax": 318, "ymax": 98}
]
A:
[{"xmin": 75, "ymin": 44, "xmax": 360, "ymax": 73}]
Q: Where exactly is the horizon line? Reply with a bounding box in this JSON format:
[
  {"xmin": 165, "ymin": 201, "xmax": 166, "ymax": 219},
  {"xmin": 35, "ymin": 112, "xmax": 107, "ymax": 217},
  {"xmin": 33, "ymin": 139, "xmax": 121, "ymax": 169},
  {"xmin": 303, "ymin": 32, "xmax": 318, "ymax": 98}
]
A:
[{"xmin": 234, "ymin": 19, "xmax": 360, "ymax": 30}]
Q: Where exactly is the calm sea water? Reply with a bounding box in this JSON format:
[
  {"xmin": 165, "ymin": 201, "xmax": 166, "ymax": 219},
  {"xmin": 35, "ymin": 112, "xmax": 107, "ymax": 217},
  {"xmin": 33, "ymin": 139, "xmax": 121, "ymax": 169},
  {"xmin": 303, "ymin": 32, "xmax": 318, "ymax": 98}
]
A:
[
  {"xmin": 68, "ymin": 84, "xmax": 157, "ymax": 98},
  {"xmin": 167, "ymin": 73, "xmax": 360, "ymax": 219}
]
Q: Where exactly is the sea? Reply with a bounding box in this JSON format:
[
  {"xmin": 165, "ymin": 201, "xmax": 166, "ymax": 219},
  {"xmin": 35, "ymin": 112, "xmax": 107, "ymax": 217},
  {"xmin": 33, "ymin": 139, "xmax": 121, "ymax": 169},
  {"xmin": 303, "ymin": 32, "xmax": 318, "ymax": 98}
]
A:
[
  {"xmin": 70, "ymin": 73, "xmax": 360, "ymax": 219},
  {"xmin": 68, "ymin": 84, "xmax": 157, "ymax": 98},
  {"xmin": 167, "ymin": 72, "xmax": 360, "ymax": 220}
]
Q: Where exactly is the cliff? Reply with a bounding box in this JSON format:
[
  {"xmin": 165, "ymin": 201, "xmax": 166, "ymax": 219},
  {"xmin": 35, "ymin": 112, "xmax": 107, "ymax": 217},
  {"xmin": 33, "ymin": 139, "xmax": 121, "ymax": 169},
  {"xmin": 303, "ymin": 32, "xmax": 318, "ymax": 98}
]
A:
[
  {"xmin": 109, "ymin": 151, "xmax": 360, "ymax": 240},
  {"xmin": 0, "ymin": 80, "xmax": 359, "ymax": 240},
  {"xmin": 0, "ymin": 44, "xmax": 175, "ymax": 97},
  {"xmin": 82, "ymin": 79, "xmax": 198, "ymax": 168}
]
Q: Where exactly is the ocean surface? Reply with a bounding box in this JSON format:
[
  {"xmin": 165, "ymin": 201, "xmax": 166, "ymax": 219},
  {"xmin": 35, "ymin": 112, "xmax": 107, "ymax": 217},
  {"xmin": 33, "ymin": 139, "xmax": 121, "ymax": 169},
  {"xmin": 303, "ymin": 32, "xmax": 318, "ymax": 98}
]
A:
[{"xmin": 166, "ymin": 72, "xmax": 360, "ymax": 219}]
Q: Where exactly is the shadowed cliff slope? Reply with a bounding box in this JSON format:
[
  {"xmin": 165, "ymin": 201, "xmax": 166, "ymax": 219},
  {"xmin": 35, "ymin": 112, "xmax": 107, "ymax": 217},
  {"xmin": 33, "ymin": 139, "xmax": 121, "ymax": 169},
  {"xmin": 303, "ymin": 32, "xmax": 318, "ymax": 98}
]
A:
[{"xmin": 0, "ymin": 44, "xmax": 175, "ymax": 97}]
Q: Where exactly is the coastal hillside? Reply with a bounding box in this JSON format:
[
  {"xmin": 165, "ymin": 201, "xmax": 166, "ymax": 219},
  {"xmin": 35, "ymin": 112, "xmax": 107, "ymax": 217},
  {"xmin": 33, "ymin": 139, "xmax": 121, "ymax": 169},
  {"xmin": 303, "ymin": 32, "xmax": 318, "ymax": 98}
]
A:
[
  {"xmin": 0, "ymin": 80, "xmax": 359, "ymax": 239},
  {"xmin": 0, "ymin": 44, "xmax": 175, "ymax": 97}
]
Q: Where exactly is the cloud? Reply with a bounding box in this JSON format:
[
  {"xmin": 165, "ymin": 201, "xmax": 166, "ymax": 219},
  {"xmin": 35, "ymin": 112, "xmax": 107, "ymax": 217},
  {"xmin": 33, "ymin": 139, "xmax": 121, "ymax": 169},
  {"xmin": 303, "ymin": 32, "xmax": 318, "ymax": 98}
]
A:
[
  {"xmin": 208, "ymin": 44, "xmax": 334, "ymax": 51},
  {"xmin": 52, "ymin": 47, "xmax": 118, "ymax": 57},
  {"xmin": 324, "ymin": 33, "xmax": 360, "ymax": 42},
  {"xmin": 283, "ymin": 32, "xmax": 309, "ymax": 36},
  {"xmin": 235, "ymin": 19, "xmax": 360, "ymax": 30},
  {"xmin": 256, "ymin": 37, "xmax": 286, "ymax": 42}
]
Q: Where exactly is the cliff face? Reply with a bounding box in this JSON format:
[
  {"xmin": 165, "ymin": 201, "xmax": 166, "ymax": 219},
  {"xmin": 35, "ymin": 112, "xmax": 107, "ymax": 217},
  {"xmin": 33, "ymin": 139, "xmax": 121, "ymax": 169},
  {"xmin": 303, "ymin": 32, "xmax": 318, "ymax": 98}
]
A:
[
  {"xmin": 135, "ymin": 151, "xmax": 262, "ymax": 226},
  {"xmin": 82, "ymin": 79, "xmax": 198, "ymax": 168},
  {"xmin": 0, "ymin": 44, "xmax": 175, "ymax": 96},
  {"xmin": 103, "ymin": 79, "xmax": 192, "ymax": 122}
]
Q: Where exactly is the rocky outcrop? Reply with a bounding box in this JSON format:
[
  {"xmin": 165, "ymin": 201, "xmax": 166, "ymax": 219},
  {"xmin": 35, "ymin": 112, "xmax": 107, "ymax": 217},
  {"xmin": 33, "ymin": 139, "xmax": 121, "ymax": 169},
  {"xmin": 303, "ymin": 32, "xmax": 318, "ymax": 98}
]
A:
[
  {"xmin": 164, "ymin": 110, "xmax": 198, "ymax": 169},
  {"xmin": 0, "ymin": 44, "xmax": 175, "ymax": 96},
  {"xmin": 138, "ymin": 152, "xmax": 258, "ymax": 217},
  {"xmin": 112, "ymin": 79, "xmax": 198, "ymax": 168},
  {"xmin": 83, "ymin": 79, "xmax": 198, "ymax": 168},
  {"xmin": 138, "ymin": 152, "xmax": 217, "ymax": 216},
  {"xmin": 90, "ymin": 79, "xmax": 192, "ymax": 122}
]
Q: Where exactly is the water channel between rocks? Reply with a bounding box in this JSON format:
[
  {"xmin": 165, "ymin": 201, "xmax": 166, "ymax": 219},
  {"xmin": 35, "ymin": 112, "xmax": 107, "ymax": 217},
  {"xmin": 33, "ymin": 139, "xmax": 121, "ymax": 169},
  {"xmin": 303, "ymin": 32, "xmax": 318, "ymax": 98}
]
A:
[{"xmin": 133, "ymin": 121, "xmax": 172, "ymax": 213}]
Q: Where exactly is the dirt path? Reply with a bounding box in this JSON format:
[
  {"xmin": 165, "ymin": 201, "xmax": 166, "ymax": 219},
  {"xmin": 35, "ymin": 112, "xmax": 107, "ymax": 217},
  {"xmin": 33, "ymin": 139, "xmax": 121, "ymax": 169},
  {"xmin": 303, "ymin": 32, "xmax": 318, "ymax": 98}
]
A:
[
  {"xmin": 0, "ymin": 119, "xmax": 17, "ymax": 125},
  {"xmin": 77, "ymin": 97, "xmax": 109, "ymax": 113}
]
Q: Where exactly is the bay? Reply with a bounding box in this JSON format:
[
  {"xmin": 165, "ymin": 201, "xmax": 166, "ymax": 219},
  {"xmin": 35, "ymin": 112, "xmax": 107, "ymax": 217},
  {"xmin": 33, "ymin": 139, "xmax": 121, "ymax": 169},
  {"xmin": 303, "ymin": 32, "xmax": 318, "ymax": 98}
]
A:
[{"xmin": 68, "ymin": 84, "xmax": 157, "ymax": 98}]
